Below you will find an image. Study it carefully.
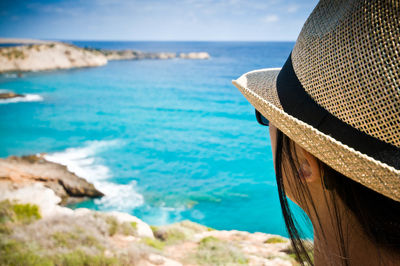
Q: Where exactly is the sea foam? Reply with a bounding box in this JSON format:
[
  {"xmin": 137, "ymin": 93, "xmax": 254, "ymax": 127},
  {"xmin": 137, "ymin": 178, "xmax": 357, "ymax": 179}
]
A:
[
  {"xmin": 44, "ymin": 140, "xmax": 144, "ymax": 212},
  {"xmin": 0, "ymin": 94, "xmax": 43, "ymax": 104}
]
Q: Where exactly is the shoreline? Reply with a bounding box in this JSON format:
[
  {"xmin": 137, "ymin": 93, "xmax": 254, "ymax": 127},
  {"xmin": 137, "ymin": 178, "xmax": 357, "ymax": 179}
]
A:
[{"xmin": 0, "ymin": 153, "xmax": 298, "ymax": 265}]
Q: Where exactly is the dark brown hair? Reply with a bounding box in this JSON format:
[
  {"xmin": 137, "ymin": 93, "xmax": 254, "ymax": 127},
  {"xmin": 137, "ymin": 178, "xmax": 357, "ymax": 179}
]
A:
[{"xmin": 275, "ymin": 129, "xmax": 400, "ymax": 266}]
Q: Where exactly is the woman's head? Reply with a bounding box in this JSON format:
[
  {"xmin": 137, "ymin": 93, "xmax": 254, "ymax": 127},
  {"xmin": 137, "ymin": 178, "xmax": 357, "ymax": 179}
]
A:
[
  {"xmin": 233, "ymin": 1, "xmax": 400, "ymax": 264},
  {"xmin": 270, "ymin": 123, "xmax": 400, "ymax": 265}
]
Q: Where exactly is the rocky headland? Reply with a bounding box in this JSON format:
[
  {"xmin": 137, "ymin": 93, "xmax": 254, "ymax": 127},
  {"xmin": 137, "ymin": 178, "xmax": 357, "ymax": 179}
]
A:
[
  {"xmin": 0, "ymin": 92, "xmax": 24, "ymax": 100},
  {"xmin": 0, "ymin": 42, "xmax": 108, "ymax": 73},
  {"xmin": 0, "ymin": 154, "xmax": 299, "ymax": 266},
  {"xmin": 0, "ymin": 39, "xmax": 211, "ymax": 73}
]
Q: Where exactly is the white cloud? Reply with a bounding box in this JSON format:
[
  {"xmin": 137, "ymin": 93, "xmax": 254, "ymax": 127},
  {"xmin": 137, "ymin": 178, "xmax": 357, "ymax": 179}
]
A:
[
  {"xmin": 287, "ymin": 4, "xmax": 299, "ymax": 13},
  {"xmin": 262, "ymin": 14, "xmax": 279, "ymax": 23}
]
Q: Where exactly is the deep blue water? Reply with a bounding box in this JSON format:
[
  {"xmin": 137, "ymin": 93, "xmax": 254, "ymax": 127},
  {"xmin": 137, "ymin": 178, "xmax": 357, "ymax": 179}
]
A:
[{"xmin": 0, "ymin": 41, "xmax": 311, "ymax": 237}]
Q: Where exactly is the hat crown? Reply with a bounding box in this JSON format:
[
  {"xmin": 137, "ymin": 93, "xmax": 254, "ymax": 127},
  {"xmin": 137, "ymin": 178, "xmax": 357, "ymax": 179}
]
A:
[{"xmin": 292, "ymin": 0, "xmax": 400, "ymax": 148}]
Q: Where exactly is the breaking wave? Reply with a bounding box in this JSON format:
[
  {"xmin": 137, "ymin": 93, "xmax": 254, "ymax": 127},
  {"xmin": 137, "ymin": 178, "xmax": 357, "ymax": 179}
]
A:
[
  {"xmin": 44, "ymin": 140, "xmax": 144, "ymax": 212},
  {"xmin": 0, "ymin": 94, "xmax": 43, "ymax": 104}
]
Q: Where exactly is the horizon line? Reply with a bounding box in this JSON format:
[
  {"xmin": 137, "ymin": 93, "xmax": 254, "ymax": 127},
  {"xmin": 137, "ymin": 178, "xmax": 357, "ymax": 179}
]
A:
[{"xmin": 0, "ymin": 37, "xmax": 296, "ymax": 43}]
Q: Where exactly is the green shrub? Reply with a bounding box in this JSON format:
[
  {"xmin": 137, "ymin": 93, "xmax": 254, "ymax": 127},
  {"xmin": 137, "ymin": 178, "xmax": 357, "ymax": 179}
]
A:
[
  {"xmin": 52, "ymin": 231, "xmax": 80, "ymax": 248},
  {"xmin": 130, "ymin": 222, "xmax": 137, "ymax": 230},
  {"xmin": 195, "ymin": 236, "xmax": 248, "ymax": 265},
  {"xmin": 52, "ymin": 249, "xmax": 117, "ymax": 266},
  {"xmin": 0, "ymin": 238, "xmax": 116, "ymax": 266},
  {"xmin": 105, "ymin": 216, "xmax": 119, "ymax": 236},
  {"xmin": 199, "ymin": 236, "xmax": 220, "ymax": 245},
  {"xmin": 52, "ymin": 227, "xmax": 102, "ymax": 250},
  {"xmin": 142, "ymin": 237, "xmax": 165, "ymax": 250},
  {"xmin": 150, "ymin": 225, "xmax": 158, "ymax": 233},
  {"xmin": 164, "ymin": 228, "xmax": 187, "ymax": 244},
  {"xmin": 264, "ymin": 237, "xmax": 287, "ymax": 244},
  {"xmin": 0, "ymin": 223, "xmax": 12, "ymax": 234},
  {"xmin": 0, "ymin": 239, "xmax": 52, "ymax": 266},
  {"xmin": 120, "ymin": 221, "xmax": 137, "ymax": 236},
  {"xmin": 0, "ymin": 200, "xmax": 14, "ymax": 224},
  {"xmin": 12, "ymin": 203, "xmax": 41, "ymax": 222},
  {"xmin": 0, "ymin": 200, "xmax": 41, "ymax": 225},
  {"xmin": 1, "ymin": 48, "xmax": 26, "ymax": 60}
]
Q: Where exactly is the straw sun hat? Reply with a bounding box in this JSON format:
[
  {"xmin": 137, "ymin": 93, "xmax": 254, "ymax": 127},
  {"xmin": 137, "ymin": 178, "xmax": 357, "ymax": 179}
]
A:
[{"xmin": 232, "ymin": 0, "xmax": 400, "ymax": 202}]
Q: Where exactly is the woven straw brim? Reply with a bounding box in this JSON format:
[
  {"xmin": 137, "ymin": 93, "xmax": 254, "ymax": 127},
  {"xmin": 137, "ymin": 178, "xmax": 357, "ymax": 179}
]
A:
[{"xmin": 232, "ymin": 68, "xmax": 400, "ymax": 202}]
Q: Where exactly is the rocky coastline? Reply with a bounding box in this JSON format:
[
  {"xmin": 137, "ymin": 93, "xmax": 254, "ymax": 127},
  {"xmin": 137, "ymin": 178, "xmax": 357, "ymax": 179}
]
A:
[
  {"xmin": 0, "ymin": 154, "xmax": 298, "ymax": 265},
  {"xmin": 0, "ymin": 40, "xmax": 210, "ymax": 73}
]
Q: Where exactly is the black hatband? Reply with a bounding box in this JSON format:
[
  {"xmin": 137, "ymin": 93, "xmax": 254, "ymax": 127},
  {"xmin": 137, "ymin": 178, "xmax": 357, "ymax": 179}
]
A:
[{"xmin": 276, "ymin": 53, "xmax": 400, "ymax": 170}]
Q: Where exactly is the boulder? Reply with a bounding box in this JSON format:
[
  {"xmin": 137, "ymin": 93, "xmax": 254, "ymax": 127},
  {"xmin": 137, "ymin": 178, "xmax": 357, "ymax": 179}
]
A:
[{"xmin": 0, "ymin": 154, "xmax": 104, "ymax": 204}]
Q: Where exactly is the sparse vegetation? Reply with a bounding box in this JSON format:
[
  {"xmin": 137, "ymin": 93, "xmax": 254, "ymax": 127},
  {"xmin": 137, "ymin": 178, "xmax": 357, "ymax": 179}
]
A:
[
  {"xmin": 0, "ymin": 200, "xmax": 41, "ymax": 225},
  {"xmin": 194, "ymin": 236, "xmax": 249, "ymax": 265},
  {"xmin": 0, "ymin": 238, "xmax": 117, "ymax": 266},
  {"xmin": 0, "ymin": 200, "xmax": 296, "ymax": 265},
  {"xmin": 20, "ymin": 154, "xmax": 43, "ymax": 163},
  {"xmin": 130, "ymin": 221, "xmax": 137, "ymax": 230},
  {"xmin": 104, "ymin": 215, "xmax": 138, "ymax": 237},
  {"xmin": 150, "ymin": 225, "xmax": 158, "ymax": 233},
  {"xmin": 120, "ymin": 221, "xmax": 137, "ymax": 236},
  {"xmin": 52, "ymin": 227, "xmax": 102, "ymax": 250},
  {"xmin": 264, "ymin": 237, "xmax": 287, "ymax": 244},
  {"xmin": 0, "ymin": 48, "xmax": 26, "ymax": 60},
  {"xmin": 284, "ymin": 242, "xmax": 314, "ymax": 265},
  {"xmin": 0, "ymin": 201, "xmax": 153, "ymax": 265},
  {"xmin": 53, "ymin": 249, "xmax": 118, "ymax": 266},
  {"xmin": 12, "ymin": 203, "xmax": 41, "ymax": 223},
  {"xmin": 151, "ymin": 224, "xmax": 189, "ymax": 245},
  {"xmin": 105, "ymin": 215, "xmax": 119, "ymax": 236},
  {"xmin": 0, "ymin": 238, "xmax": 52, "ymax": 266},
  {"xmin": 141, "ymin": 237, "xmax": 165, "ymax": 250}
]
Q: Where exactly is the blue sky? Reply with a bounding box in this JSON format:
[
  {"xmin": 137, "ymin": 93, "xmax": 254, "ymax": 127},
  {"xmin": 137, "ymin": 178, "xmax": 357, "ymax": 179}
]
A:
[{"xmin": 0, "ymin": 0, "xmax": 318, "ymax": 41}]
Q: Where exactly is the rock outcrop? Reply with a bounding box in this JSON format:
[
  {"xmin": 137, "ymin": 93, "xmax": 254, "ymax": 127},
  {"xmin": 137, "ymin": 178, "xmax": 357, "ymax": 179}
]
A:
[
  {"xmin": 0, "ymin": 92, "xmax": 24, "ymax": 99},
  {"xmin": 0, "ymin": 42, "xmax": 108, "ymax": 73},
  {"xmin": 0, "ymin": 154, "xmax": 104, "ymax": 204}
]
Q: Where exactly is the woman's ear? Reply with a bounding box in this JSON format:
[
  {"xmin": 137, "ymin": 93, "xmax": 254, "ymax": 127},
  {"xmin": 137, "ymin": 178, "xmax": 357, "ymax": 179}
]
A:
[{"xmin": 297, "ymin": 146, "xmax": 321, "ymax": 184}]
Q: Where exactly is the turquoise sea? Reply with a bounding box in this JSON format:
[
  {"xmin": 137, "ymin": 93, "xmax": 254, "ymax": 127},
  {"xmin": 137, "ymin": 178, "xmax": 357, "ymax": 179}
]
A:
[{"xmin": 0, "ymin": 41, "xmax": 310, "ymax": 238}]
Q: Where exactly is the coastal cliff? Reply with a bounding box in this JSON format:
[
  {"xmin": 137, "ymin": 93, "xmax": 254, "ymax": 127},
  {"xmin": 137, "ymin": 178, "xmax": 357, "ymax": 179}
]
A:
[
  {"xmin": 0, "ymin": 42, "xmax": 108, "ymax": 73},
  {"xmin": 0, "ymin": 155, "xmax": 298, "ymax": 266},
  {"xmin": 0, "ymin": 40, "xmax": 211, "ymax": 73}
]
